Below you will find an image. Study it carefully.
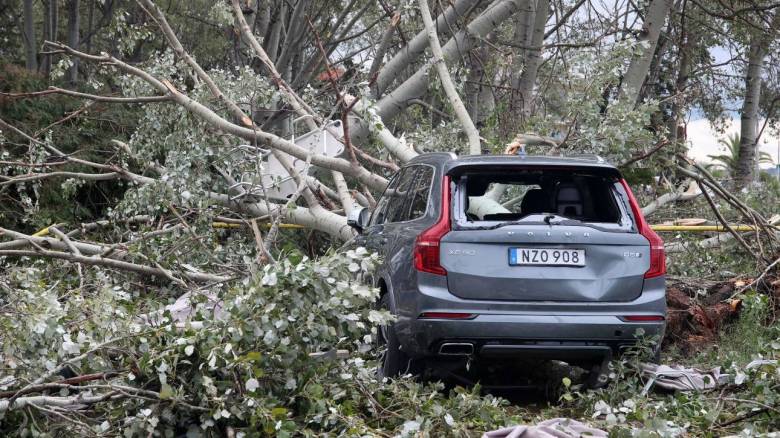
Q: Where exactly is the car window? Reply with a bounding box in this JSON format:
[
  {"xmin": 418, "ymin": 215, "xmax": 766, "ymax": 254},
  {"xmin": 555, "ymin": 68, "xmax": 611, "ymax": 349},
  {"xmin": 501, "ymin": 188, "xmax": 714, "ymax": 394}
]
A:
[
  {"xmin": 384, "ymin": 166, "xmax": 417, "ymax": 223},
  {"xmin": 407, "ymin": 166, "xmax": 433, "ymax": 220},
  {"xmin": 462, "ymin": 170, "xmax": 621, "ymax": 223},
  {"xmin": 370, "ymin": 172, "xmax": 400, "ymax": 226}
]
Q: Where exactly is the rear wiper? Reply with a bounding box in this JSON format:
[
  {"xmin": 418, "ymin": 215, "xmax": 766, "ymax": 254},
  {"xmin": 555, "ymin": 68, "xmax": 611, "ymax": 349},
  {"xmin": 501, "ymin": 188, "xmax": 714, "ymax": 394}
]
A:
[{"xmin": 464, "ymin": 217, "xmax": 624, "ymax": 233}]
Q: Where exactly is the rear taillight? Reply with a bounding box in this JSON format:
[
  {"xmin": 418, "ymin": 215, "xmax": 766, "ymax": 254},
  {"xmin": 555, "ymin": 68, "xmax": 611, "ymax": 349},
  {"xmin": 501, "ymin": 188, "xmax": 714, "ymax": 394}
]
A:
[
  {"xmin": 414, "ymin": 176, "xmax": 451, "ymax": 276},
  {"xmin": 619, "ymin": 179, "xmax": 666, "ymax": 279}
]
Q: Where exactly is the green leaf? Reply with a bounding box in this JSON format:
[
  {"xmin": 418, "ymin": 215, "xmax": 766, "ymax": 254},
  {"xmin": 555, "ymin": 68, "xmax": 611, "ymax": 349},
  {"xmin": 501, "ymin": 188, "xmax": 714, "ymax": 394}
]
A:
[
  {"xmin": 159, "ymin": 383, "xmax": 173, "ymax": 400},
  {"xmin": 271, "ymin": 407, "xmax": 287, "ymax": 420},
  {"xmin": 244, "ymin": 351, "xmax": 262, "ymax": 362}
]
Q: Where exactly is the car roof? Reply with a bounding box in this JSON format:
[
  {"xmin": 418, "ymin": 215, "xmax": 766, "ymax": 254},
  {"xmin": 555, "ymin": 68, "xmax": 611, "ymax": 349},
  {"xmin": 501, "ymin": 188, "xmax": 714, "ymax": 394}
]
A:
[{"xmin": 406, "ymin": 153, "xmax": 618, "ymax": 173}]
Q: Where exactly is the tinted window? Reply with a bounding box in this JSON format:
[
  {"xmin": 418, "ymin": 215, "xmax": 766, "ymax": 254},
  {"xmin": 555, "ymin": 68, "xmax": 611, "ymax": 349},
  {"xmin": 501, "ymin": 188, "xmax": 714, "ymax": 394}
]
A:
[
  {"xmin": 407, "ymin": 166, "xmax": 433, "ymax": 220},
  {"xmin": 462, "ymin": 170, "xmax": 620, "ymax": 223},
  {"xmin": 370, "ymin": 172, "xmax": 400, "ymax": 226},
  {"xmin": 384, "ymin": 166, "xmax": 417, "ymax": 223}
]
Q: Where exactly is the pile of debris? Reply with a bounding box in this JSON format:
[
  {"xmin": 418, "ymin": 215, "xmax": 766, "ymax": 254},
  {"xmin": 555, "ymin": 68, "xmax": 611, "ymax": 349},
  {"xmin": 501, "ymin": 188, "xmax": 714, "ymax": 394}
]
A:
[{"xmin": 664, "ymin": 274, "xmax": 779, "ymax": 354}]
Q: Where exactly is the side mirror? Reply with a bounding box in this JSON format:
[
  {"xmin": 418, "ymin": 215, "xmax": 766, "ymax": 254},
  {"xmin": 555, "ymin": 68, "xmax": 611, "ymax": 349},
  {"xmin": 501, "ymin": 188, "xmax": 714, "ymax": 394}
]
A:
[{"xmin": 347, "ymin": 207, "xmax": 370, "ymax": 232}]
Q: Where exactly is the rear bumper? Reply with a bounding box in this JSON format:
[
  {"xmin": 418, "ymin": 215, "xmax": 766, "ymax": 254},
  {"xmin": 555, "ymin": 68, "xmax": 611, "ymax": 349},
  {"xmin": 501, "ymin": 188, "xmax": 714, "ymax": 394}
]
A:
[
  {"xmin": 394, "ymin": 275, "xmax": 666, "ymax": 359},
  {"xmin": 410, "ymin": 314, "xmax": 664, "ymax": 359}
]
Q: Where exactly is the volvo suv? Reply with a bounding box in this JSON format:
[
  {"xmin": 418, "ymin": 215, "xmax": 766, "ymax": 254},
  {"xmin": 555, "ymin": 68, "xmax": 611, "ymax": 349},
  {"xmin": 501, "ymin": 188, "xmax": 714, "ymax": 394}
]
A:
[{"xmin": 348, "ymin": 153, "xmax": 666, "ymax": 383}]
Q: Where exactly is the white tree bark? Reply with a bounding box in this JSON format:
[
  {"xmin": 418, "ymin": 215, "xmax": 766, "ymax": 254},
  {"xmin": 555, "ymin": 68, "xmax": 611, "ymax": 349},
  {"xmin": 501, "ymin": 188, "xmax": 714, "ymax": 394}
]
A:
[
  {"xmin": 373, "ymin": 0, "xmax": 482, "ymax": 97},
  {"xmin": 640, "ymin": 181, "xmax": 701, "ymax": 216},
  {"xmin": 49, "ymin": 42, "xmax": 388, "ymax": 191},
  {"xmin": 374, "ymin": 0, "xmax": 520, "ymax": 125},
  {"xmin": 511, "ymin": 0, "xmax": 549, "ymax": 118},
  {"xmin": 418, "ymin": 0, "xmax": 481, "ymax": 155},
  {"xmin": 735, "ymin": 11, "xmax": 780, "ymax": 187},
  {"xmin": 0, "ymin": 393, "xmax": 116, "ymax": 412},
  {"xmin": 666, "ymin": 217, "xmax": 780, "ymax": 253},
  {"xmin": 346, "ymin": 96, "xmax": 419, "ymax": 163},
  {"xmin": 211, "ymin": 193, "xmax": 353, "ymax": 241},
  {"xmin": 618, "ymin": 0, "xmax": 673, "ymax": 106}
]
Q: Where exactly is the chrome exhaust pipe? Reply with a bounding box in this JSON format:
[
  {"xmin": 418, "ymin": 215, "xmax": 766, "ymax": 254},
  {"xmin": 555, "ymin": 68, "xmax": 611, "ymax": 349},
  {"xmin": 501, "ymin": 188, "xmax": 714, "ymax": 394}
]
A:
[{"xmin": 438, "ymin": 342, "xmax": 474, "ymax": 356}]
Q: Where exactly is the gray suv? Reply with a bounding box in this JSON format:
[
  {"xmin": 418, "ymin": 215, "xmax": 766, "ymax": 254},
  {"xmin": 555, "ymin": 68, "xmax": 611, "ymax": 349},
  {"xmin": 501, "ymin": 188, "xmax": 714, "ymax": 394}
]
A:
[{"xmin": 348, "ymin": 153, "xmax": 666, "ymax": 382}]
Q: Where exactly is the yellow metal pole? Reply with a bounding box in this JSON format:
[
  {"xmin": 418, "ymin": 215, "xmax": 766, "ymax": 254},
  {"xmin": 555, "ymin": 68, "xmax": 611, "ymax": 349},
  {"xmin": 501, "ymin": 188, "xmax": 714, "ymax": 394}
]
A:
[
  {"xmin": 650, "ymin": 225, "xmax": 766, "ymax": 232},
  {"xmin": 211, "ymin": 221, "xmax": 304, "ymax": 230}
]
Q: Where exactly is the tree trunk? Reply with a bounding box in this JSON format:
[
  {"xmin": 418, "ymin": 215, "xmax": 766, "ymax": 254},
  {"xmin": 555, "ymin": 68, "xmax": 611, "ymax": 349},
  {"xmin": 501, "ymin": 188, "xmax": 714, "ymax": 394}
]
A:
[
  {"xmin": 735, "ymin": 11, "xmax": 780, "ymax": 187},
  {"xmin": 668, "ymin": 9, "xmax": 695, "ymax": 148},
  {"xmin": 618, "ymin": 0, "xmax": 673, "ymax": 106},
  {"xmin": 735, "ymin": 39, "xmax": 766, "ymax": 187},
  {"xmin": 85, "ymin": 0, "xmax": 95, "ymax": 53},
  {"xmin": 367, "ymin": 13, "xmax": 400, "ymax": 80},
  {"xmin": 265, "ymin": 2, "xmax": 285, "ymax": 62},
  {"xmin": 67, "ymin": 0, "xmax": 80, "ymax": 84},
  {"xmin": 23, "ymin": 0, "xmax": 38, "ymax": 71},
  {"xmin": 51, "ymin": 0, "xmax": 58, "ymax": 42},
  {"xmin": 509, "ymin": 0, "xmax": 535, "ymax": 113},
  {"xmin": 375, "ymin": 0, "xmax": 520, "ymax": 125},
  {"xmin": 274, "ymin": 0, "xmax": 309, "ymax": 75},
  {"xmin": 465, "ymin": 33, "xmax": 494, "ymax": 126},
  {"xmin": 511, "ymin": 0, "xmax": 549, "ymax": 120},
  {"xmin": 372, "ymin": 0, "xmax": 482, "ymax": 98},
  {"xmin": 43, "ymin": 0, "xmax": 52, "ymax": 76},
  {"xmin": 255, "ymin": 0, "xmax": 270, "ymax": 38},
  {"xmin": 418, "ymin": 0, "xmax": 481, "ymax": 154}
]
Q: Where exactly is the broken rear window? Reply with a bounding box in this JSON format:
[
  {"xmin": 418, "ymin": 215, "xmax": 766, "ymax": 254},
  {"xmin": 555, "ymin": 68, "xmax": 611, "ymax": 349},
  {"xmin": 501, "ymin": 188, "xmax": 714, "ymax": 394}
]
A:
[{"xmin": 457, "ymin": 169, "xmax": 622, "ymax": 224}]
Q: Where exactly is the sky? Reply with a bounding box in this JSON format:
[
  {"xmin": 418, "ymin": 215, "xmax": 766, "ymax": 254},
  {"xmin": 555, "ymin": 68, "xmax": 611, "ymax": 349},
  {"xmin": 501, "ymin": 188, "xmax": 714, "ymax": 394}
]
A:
[{"xmin": 686, "ymin": 117, "xmax": 780, "ymax": 169}]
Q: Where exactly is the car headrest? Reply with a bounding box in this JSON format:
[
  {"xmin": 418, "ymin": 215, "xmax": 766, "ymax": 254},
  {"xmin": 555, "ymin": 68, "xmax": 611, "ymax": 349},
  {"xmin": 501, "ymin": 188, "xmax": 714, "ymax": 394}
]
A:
[
  {"xmin": 556, "ymin": 185, "xmax": 582, "ymax": 203},
  {"xmin": 555, "ymin": 183, "xmax": 583, "ymax": 216},
  {"xmin": 466, "ymin": 177, "xmax": 491, "ymax": 197},
  {"xmin": 520, "ymin": 189, "xmax": 550, "ymax": 215}
]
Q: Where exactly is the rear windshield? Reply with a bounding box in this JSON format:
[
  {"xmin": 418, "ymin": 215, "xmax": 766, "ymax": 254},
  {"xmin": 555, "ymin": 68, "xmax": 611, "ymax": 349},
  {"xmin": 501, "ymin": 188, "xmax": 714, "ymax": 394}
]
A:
[{"xmin": 457, "ymin": 169, "xmax": 623, "ymax": 224}]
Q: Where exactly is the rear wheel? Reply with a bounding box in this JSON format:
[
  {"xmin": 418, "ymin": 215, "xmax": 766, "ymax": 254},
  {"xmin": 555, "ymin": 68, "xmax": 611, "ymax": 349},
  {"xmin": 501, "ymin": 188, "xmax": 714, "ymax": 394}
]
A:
[{"xmin": 377, "ymin": 293, "xmax": 416, "ymax": 378}]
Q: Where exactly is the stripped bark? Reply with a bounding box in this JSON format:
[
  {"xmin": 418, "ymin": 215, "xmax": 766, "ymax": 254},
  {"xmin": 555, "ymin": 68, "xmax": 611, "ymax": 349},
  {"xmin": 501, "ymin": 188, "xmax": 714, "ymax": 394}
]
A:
[{"xmin": 641, "ymin": 180, "xmax": 701, "ymax": 216}]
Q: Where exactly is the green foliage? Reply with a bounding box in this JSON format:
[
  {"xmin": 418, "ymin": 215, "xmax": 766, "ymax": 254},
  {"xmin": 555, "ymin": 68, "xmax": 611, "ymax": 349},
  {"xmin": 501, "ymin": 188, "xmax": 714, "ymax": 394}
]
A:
[
  {"xmin": 0, "ymin": 248, "xmax": 532, "ymax": 436},
  {"xmin": 706, "ymin": 133, "xmax": 775, "ymax": 176},
  {"xmin": 0, "ymin": 61, "xmax": 139, "ymax": 231},
  {"xmin": 558, "ymin": 325, "xmax": 780, "ymax": 436}
]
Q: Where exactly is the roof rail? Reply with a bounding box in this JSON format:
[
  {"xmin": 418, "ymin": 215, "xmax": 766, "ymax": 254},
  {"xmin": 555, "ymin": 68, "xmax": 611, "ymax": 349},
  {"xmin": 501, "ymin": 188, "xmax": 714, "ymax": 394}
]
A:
[
  {"xmin": 565, "ymin": 153, "xmax": 606, "ymax": 163},
  {"xmin": 424, "ymin": 152, "xmax": 458, "ymax": 159},
  {"xmin": 410, "ymin": 152, "xmax": 457, "ymax": 162}
]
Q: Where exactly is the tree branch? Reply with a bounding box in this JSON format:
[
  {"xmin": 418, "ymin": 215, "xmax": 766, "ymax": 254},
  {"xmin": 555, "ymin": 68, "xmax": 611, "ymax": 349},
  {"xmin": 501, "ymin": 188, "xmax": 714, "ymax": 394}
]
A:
[{"xmin": 418, "ymin": 0, "xmax": 481, "ymax": 154}]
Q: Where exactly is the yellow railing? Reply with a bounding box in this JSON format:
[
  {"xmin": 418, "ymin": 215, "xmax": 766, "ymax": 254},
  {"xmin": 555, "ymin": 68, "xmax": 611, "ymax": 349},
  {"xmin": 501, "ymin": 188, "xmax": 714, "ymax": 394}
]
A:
[{"xmin": 650, "ymin": 225, "xmax": 767, "ymax": 232}]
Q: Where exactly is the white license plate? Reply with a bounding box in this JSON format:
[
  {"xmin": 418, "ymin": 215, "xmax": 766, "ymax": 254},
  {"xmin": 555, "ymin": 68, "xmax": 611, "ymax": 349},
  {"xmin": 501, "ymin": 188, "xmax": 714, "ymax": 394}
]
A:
[{"xmin": 509, "ymin": 248, "xmax": 585, "ymax": 266}]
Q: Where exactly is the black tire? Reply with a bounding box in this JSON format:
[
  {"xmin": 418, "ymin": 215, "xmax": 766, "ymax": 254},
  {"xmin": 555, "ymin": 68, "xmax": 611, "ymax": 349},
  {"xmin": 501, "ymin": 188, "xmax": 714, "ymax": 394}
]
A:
[{"xmin": 377, "ymin": 293, "xmax": 414, "ymax": 378}]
